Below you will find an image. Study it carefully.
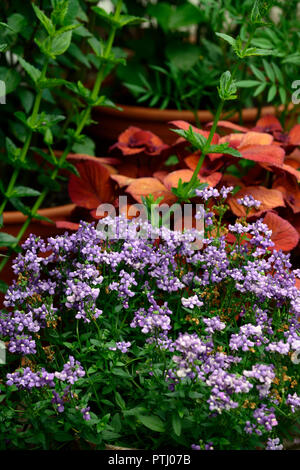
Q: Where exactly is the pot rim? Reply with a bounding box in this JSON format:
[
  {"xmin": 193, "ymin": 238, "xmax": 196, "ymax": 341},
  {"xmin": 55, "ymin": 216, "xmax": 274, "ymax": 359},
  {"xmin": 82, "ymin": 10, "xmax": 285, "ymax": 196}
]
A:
[
  {"xmin": 3, "ymin": 203, "xmax": 76, "ymax": 225},
  {"xmin": 94, "ymin": 103, "xmax": 291, "ymax": 124}
]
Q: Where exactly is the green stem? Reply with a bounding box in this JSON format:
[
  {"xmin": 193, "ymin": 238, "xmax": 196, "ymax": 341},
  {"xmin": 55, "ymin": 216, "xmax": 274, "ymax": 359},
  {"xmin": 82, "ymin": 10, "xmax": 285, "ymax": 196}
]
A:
[
  {"xmin": 0, "ymin": 61, "xmax": 49, "ymax": 217},
  {"xmin": 184, "ymin": 100, "xmax": 224, "ymax": 197},
  {"xmin": 0, "ymin": 1, "xmax": 124, "ymax": 274}
]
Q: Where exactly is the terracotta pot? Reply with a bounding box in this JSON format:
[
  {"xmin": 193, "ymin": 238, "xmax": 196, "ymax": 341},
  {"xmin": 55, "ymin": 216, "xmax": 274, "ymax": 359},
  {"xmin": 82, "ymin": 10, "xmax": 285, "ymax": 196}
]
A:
[
  {"xmin": 90, "ymin": 103, "xmax": 279, "ymax": 145},
  {"xmin": 0, "ymin": 204, "xmax": 75, "ymax": 297}
]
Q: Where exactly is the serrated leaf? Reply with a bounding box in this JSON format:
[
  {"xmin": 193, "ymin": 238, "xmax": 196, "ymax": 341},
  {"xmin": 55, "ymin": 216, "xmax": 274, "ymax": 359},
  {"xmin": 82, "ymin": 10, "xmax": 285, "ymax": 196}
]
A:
[
  {"xmin": 208, "ymin": 143, "xmax": 241, "ymax": 157},
  {"xmin": 38, "ymin": 78, "xmax": 70, "ymax": 89},
  {"xmin": 51, "ymin": 31, "xmax": 72, "ymax": 56},
  {"xmin": 18, "ymin": 57, "xmax": 41, "ymax": 84},
  {"xmin": 32, "ymin": 4, "xmax": 55, "ymax": 36}
]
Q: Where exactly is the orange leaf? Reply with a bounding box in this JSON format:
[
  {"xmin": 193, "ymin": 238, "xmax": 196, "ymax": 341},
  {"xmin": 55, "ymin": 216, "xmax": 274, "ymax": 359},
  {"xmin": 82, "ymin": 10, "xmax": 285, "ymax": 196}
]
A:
[
  {"xmin": 153, "ymin": 171, "xmax": 169, "ymax": 183},
  {"xmin": 68, "ymin": 161, "xmax": 115, "ymax": 209},
  {"xmin": 200, "ymin": 172, "xmax": 222, "ymax": 187},
  {"xmin": 289, "ymin": 124, "xmax": 300, "ymax": 146},
  {"xmin": 110, "ymin": 174, "xmax": 135, "ymax": 188},
  {"xmin": 240, "ymin": 145, "xmax": 285, "ymax": 165},
  {"xmin": 228, "ymin": 186, "xmax": 285, "ymax": 217},
  {"xmin": 126, "ymin": 177, "xmax": 166, "ymax": 203},
  {"xmin": 163, "ymin": 169, "xmax": 194, "ymax": 191},
  {"xmin": 263, "ymin": 211, "xmax": 299, "ymax": 251},
  {"xmin": 239, "ymin": 132, "xmax": 274, "ymax": 148}
]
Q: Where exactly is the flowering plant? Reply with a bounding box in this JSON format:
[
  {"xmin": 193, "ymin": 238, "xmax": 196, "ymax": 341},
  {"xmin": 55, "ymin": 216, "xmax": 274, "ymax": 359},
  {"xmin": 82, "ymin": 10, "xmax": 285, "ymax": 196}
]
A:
[{"xmin": 1, "ymin": 188, "xmax": 300, "ymax": 450}]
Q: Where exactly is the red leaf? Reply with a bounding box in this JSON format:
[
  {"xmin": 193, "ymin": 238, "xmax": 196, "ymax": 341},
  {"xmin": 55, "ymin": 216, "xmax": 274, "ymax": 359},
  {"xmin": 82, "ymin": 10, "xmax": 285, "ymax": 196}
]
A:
[
  {"xmin": 208, "ymin": 120, "xmax": 249, "ymax": 133},
  {"xmin": 263, "ymin": 211, "xmax": 299, "ymax": 251},
  {"xmin": 110, "ymin": 126, "xmax": 167, "ymax": 155},
  {"xmin": 289, "ymin": 124, "xmax": 300, "ymax": 146},
  {"xmin": 68, "ymin": 160, "xmax": 115, "ymax": 209},
  {"xmin": 56, "ymin": 221, "xmax": 79, "ymax": 231},
  {"xmin": 273, "ymin": 175, "xmax": 300, "ymax": 213},
  {"xmin": 260, "ymin": 162, "xmax": 300, "ymax": 183},
  {"xmin": 169, "ymin": 120, "xmax": 220, "ymax": 144},
  {"xmin": 66, "ymin": 154, "xmax": 120, "ymax": 165},
  {"xmin": 252, "ymin": 115, "xmax": 283, "ymax": 133}
]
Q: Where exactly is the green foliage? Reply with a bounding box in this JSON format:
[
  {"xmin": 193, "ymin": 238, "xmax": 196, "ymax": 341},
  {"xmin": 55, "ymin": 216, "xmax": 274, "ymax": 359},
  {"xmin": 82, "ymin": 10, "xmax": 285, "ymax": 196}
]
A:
[{"xmin": 116, "ymin": 0, "xmax": 300, "ymax": 115}]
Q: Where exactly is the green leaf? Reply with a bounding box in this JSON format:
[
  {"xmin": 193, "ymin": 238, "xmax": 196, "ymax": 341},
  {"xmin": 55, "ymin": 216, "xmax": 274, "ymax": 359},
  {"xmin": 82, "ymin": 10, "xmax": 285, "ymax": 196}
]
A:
[
  {"xmin": 50, "ymin": 31, "xmax": 72, "ymax": 57},
  {"xmin": 251, "ymin": 0, "xmax": 272, "ymax": 24},
  {"xmin": 166, "ymin": 43, "xmax": 201, "ymax": 72},
  {"xmin": 218, "ymin": 70, "xmax": 237, "ymax": 101},
  {"xmin": 216, "ymin": 32, "xmax": 236, "ymax": 47},
  {"xmin": 10, "ymin": 186, "xmax": 41, "ymax": 198},
  {"xmin": 53, "ymin": 431, "xmax": 73, "ymax": 442},
  {"xmin": 37, "ymin": 174, "xmax": 61, "ymax": 192},
  {"xmin": 18, "ymin": 89, "xmax": 35, "ymax": 113},
  {"xmin": 250, "ymin": 64, "xmax": 266, "ymax": 82},
  {"xmin": 111, "ymin": 368, "xmax": 131, "ymax": 379},
  {"xmin": 0, "ymin": 233, "xmax": 18, "ymax": 247},
  {"xmin": 253, "ymin": 82, "xmax": 267, "ymax": 97},
  {"xmin": 251, "ymin": 48, "xmax": 275, "ymax": 56},
  {"xmin": 236, "ymin": 80, "xmax": 261, "ymax": 88},
  {"xmin": 138, "ymin": 415, "xmax": 165, "ymax": 433},
  {"xmin": 0, "ymin": 280, "xmax": 8, "ymax": 294},
  {"xmin": 115, "ymin": 392, "xmax": 126, "ymax": 410},
  {"xmin": 172, "ymin": 414, "xmax": 182, "ymax": 437},
  {"xmin": 267, "ymin": 83, "xmax": 277, "ymax": 102},
  {"xmin": 271, "ymin": 62, "xmax": 284, "ymax": 85},
  {"xmin": 171, "ymin": 126, "xmax": 207, "ymax": 151},
  {"xmin": 263, "ymin": 59, "xmax": 275, "ymax": 82},
  {"xmin": 7, "ymin": 13, "xmax": 27, "ymax": 34},
  {"xmin": 18, "ymin": 57, "xmax": 41, "ymax": 84},
  {"xmin": 0, "ymin": 67, "xmax": 21, "ymax": 94},
  {"xmin": 38, "ymin": 78, "xmax": 70, "ymax": 89},
  {"xmin": 207, "ymin": 143, "xmax": 241, "ymax": 157},
  {"xmin": 279, "ymin": 86, "xmax": 287, "ymax": 105},
  {"xmin": 92, "ymin": 7, "xmax": 144, "ymax": 29},
  {"xmin": 32, "ymin": 4, "xmax": 55, "ymax": 36}
]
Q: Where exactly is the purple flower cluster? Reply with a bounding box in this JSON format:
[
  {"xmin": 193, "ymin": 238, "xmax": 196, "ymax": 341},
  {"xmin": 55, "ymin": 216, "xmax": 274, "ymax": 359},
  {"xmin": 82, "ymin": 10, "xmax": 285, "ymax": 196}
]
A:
[
  {"xmin": 1, "ymin": 187, "xmax": 300, "ymax": 449},
  {"xmin": 237, "ymin": 195, "xmax": 262, "ymax": 210}
]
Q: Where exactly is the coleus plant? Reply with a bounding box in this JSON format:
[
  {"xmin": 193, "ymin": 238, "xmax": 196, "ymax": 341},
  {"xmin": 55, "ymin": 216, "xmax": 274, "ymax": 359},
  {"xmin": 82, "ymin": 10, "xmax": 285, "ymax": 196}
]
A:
[
  {"xmin": 63, "ymin": 113, "xmax": 300, "ymax": 253},
  {"xmin": 0, "ymin": 0, "xmax": 144, "ymax": 288}
]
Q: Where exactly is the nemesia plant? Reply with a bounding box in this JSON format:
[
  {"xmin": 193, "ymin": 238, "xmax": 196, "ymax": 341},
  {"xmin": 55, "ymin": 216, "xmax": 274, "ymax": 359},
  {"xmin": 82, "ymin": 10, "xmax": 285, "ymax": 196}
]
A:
[{"xmin": 1, "ymin": 189, "xmax": 300, "ymax": 449}]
